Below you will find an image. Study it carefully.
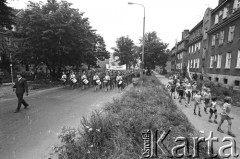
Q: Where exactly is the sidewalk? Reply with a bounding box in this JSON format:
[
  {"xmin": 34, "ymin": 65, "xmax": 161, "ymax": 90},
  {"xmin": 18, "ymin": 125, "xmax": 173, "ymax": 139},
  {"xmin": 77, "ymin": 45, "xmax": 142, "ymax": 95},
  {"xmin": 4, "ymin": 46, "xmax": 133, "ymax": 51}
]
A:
[{"xmin": 154, "ymin": 71, "xmax": 240, "ymax": 159}]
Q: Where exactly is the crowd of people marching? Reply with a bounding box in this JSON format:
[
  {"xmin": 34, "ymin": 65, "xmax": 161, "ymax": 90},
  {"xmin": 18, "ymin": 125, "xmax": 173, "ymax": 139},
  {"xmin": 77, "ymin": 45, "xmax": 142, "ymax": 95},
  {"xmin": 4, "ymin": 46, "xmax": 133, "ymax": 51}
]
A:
[
  {"xmin": 60, "ymin": 69, "xmax": 138, "ymax": 92},
  {"xmin": 166, "ymin": 74, "xmax": 236, "ymax": 137}
]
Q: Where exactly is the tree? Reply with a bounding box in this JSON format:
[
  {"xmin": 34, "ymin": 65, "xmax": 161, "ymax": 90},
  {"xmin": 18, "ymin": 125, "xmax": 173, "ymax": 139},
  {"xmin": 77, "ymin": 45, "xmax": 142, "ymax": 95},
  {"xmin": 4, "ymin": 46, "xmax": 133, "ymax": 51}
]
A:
[
  {"xmin": 0, "ymin": 0, "xmax": 16, "ymax": 29},
  {"xmin": 139, "ymin": 31, "xmax": 168, "ymax": 70},
  {"xmin": 112, "ymin": 36, "xmax": 137, "ymax": 69},
  {"xmin": 14, "ymin": 1, "xmax": 109, "ymax": 79}
]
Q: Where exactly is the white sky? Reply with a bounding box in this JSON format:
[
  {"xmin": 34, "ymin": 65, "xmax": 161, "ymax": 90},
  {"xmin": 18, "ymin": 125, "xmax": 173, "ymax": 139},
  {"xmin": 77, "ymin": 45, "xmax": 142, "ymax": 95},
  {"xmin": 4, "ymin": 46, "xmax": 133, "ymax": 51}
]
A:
[{"xmin": 8, "ymin": 0, "xmax": 218, "ymax": 52}]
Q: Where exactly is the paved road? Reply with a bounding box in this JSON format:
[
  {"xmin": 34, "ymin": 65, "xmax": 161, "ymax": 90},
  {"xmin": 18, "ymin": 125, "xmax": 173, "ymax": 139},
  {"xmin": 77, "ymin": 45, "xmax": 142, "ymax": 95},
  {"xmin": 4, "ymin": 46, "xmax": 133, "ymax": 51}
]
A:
[
  {"xmin": 154, "ymin": 71, "xmax": 240, "ymax": 159},
  {"xmin": 0, "ymin": 85, "xmax": 128, "ymax": 159}
]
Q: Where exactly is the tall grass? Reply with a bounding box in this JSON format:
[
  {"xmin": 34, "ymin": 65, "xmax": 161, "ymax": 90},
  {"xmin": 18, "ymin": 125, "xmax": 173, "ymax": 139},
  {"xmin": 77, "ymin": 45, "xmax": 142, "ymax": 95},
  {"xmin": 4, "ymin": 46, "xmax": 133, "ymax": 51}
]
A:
[{"xmin": 56, "ymin": 76, "xmax": 221, "ymax": 159}]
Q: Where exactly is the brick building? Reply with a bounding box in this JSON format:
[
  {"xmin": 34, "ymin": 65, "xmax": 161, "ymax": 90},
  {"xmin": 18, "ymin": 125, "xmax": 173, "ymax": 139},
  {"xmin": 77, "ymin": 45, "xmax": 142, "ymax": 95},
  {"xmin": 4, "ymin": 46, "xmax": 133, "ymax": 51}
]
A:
[
  {"xmin": 206, "ymin": 0, "xmax": 240, "ymax": 88},
  {"xmin": 169, "ymin": 0, "xmax": 240, "ymax": 87},
  {"xmin": 186, "ymin": 21, "xmax": 203, "ymax": 75}
]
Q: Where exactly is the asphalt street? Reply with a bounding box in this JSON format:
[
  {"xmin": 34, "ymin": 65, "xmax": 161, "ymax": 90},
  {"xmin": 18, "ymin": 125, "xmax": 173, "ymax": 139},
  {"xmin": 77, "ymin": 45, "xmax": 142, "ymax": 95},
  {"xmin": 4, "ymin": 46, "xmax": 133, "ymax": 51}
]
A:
[{"xmin": 0, "ymin": 86, "xmax": 125, "ymax": 159}]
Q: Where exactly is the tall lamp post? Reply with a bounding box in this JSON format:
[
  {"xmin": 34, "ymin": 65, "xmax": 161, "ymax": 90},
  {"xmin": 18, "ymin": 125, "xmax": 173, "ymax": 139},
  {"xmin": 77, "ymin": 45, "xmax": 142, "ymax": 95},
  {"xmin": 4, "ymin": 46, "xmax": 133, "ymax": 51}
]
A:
[{"xmin": 128, "ymin": 2, "xmax": 145, "ymax": 78}]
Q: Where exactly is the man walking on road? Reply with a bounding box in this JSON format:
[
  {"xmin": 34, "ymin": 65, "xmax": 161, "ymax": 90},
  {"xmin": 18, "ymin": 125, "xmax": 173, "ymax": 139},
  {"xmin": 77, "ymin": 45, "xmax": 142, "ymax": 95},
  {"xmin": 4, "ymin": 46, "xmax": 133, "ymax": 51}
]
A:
[{"xmin": 12, "ymin": 73, "xmax": 29, "ymax": 113}]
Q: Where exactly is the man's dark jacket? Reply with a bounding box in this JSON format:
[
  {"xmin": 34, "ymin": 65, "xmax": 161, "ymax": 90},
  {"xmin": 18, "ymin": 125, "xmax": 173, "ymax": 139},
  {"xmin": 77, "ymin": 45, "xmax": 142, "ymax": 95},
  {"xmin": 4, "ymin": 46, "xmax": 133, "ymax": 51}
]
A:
[{"xmin": 13, "ymin": 78, "xmax": 28, "ymax": 94}]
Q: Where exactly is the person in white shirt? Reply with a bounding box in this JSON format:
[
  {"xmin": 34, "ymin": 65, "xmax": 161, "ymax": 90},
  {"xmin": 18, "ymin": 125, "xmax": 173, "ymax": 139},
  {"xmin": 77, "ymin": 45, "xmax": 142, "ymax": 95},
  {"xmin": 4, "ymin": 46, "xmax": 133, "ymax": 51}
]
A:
[
  {"xmin": 217, "ymin": 96, "xmax": 235, "ymax": 137},
  {"xmin": 61, "ymin": 72, "xmax": 67, "ymax": 87},
  {"xmin": 70, "ymin": 71, "xmax": 77, "ymax": 89},
  {"xmin": 116, "ymin": 71, "xmax": 123, "ymax": 92},
  {"xmin": 81, "ymin": 71, "xmax": 88, "ymax": 90},
  {"xmin": 93, "ymin": 72, "xmax": 100, "ymax": 91},
  {"xmin": 104, "ymin": 72, "xmax": 110, "ymax": 91}
]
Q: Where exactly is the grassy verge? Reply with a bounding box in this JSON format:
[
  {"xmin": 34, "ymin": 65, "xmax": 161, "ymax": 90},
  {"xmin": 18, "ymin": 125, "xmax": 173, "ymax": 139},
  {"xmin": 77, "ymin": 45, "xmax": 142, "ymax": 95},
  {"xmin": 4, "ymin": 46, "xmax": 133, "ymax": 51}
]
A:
[{"xmin": 55, "ymin": 76, "xmax": 220, "ymax": 159}]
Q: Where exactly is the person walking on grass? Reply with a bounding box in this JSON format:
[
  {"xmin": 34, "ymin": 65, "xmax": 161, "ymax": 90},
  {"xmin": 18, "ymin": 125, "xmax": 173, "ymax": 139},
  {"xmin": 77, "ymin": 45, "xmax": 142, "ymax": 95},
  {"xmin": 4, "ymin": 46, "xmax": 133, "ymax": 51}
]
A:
[
  {"xmin": 217, "ymin": 96, "xmax": 236, "ymax": 137},
  {"xmin": 208, "ymin": 96, "xmax": 218, "ymax": 124},
  {"xmin": 203, "ymin": 88, "xmax": 211, "ymax": 114},
  {"xmin": 12, "ymin": 73, "xmax": 29, "ymax": 113},
  {"xmin": 193, "ymin": 90, "xmax": 202, "ymax": 117}
]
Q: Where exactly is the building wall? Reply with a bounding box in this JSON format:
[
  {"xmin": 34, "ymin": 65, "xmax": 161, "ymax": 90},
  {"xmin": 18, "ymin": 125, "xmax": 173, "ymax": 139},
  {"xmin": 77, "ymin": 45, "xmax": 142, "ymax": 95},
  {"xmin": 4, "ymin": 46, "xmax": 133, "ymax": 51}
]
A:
[{"xmin": 206, "ymin": 0, "xmax": 240, "ymax": 86}]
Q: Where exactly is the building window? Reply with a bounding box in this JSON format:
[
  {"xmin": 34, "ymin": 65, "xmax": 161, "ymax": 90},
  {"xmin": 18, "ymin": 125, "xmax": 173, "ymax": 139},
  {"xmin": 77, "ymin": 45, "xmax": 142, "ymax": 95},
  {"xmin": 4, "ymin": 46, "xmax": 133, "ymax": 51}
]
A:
[
  {"xmin": 219, "ymin": 10, "xmax": 223, "ymax": 17},
  {"xmin": 233, "ymin": 0, "xmax": 240, "ymax": 12},
  {"xmin": 215, "ymin": 77, "xmax": 219, "ymax": 82},
  {"xmin": 197, "ymin": 59, "xmax": 200, "ymax": 68},
  {"xmin": 228, "ymin": 26, "xmax": 235, "ymax": 42},
  {"xmin": 223, "ymin": 7, "xmax": 228, "ymax": 19},
  {"xmin": 210, "ymin": 56, "xmax": 214, "ymax": 68},
  {"xmin": 198, "ymin": 42, "xmax": 201, "ymax": 50},
  {"xmin": 217, "ymin": 54, "xmax": 222, "ymax": 68},
  {"xmin": 225, "ymin": 53, "xmax": 231, "ymax": 68},
  {"xmin": 223, "ymin": 79, "xmax": 228, "ymax": 84},
  {"xmin": 209, "ymin": 77, "xmax": 212, "ymax": 81},
  {"xmin": 191, "ymin": 60, "xmax": 193, "ymax": 68},
  {"xmin": 219, "ymin": 31, "xmax": 224, "ymax": 44},
  {"xmin": 236, "ymin": 50, "xmax": 240, "ymax": 68},
  {"xmin": 215, "ymin": 14, "xmax": 219, "ymax": 24},
  {"xmin": 235, "ymin": 80, "xmax": 240, "ymax": 86},
  {"xmin": 212, "ymin": 35, "xmax": 216, "ymax": 46},
  {"xmin": 193, "ymin": 59, "xmax": 195, "ymax": 68}
]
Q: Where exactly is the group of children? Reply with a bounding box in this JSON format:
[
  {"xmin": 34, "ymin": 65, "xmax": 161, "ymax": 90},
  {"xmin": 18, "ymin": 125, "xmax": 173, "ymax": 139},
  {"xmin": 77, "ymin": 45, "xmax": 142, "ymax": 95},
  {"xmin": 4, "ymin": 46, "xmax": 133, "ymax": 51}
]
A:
[
  {"xmin": 60, "ymin": 70, "xmax": 137, "ymax": 92},
  {"xmin": 167, "ymin": 75, "xmax": 236, "ymax": 137}
]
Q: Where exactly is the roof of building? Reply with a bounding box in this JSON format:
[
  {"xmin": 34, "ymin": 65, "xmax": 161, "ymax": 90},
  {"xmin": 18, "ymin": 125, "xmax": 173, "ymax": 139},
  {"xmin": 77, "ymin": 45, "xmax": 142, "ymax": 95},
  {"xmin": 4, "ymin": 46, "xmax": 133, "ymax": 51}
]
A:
[
  {"xmin": 189, "ymin": 20, "xmax": 203, "ymax": 34},
  {"xmin": 211, "ymin": 0, "xmax": 229, "ymax": 14}
]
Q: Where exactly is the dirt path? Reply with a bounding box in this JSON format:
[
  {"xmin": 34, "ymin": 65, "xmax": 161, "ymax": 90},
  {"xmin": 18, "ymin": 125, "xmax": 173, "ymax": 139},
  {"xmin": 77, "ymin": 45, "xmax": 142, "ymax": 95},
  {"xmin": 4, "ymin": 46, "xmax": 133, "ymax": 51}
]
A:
[{"xmin": 154, "ymin": 71, "xmax": 240, "ymax": 159}]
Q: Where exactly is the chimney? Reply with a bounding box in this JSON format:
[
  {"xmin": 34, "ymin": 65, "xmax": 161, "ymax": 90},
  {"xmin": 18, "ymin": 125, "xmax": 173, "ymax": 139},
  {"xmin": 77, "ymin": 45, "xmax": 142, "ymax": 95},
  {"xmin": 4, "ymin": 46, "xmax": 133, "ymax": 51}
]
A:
[{"xmin": 182, "ymin": 30, "xmax": 189, "ymax": 40}]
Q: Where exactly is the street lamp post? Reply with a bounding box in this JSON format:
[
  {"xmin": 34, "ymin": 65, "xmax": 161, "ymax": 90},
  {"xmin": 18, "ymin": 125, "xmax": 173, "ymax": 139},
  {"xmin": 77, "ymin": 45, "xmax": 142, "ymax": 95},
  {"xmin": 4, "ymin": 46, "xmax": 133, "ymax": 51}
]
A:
[{"xmin": 128, "ymin": 2, "xmax": 145, "ymax": 78}]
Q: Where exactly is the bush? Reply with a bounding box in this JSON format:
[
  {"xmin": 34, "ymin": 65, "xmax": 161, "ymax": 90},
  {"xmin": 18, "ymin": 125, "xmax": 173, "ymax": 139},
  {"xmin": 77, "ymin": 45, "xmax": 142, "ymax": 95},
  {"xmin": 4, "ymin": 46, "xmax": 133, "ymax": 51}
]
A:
[{"xmin": 56, "ymin": 76, "xmax": 221, "ymax": 159}]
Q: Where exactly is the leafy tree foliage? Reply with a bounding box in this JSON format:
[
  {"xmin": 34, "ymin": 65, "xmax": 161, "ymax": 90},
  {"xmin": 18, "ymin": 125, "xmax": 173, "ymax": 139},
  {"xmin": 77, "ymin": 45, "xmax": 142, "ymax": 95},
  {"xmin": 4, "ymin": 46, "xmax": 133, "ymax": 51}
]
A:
[
  {"xmin": 112, "ymin": 36, "xmax": 138, "ymax": 69},
  {"xmin": 139, "ymin": 31, "xmax": 169, "ymax": 70},
  {"xmin": 15, "ymin": 0, "xmax": 109, "ymax": 78},
  {"xmin": 0, "ymin": 0, "xmax": 16, "ymax": 29}
]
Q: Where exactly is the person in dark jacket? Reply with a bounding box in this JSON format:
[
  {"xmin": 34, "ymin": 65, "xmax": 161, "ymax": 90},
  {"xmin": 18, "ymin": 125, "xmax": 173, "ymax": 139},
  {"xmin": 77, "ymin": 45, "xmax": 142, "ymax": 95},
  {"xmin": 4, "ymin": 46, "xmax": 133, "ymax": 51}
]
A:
[{"xmin": 12, "ymin": 73, "xmax": 29, "ymax": 113}]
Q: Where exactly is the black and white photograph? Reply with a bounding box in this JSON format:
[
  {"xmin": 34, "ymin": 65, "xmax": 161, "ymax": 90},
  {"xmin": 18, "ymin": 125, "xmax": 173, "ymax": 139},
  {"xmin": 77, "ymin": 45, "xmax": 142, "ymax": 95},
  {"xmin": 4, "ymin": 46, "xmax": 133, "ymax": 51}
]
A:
[{"xmin": 0, "ymin": 0, "xmax": 240, "ymax": 158}]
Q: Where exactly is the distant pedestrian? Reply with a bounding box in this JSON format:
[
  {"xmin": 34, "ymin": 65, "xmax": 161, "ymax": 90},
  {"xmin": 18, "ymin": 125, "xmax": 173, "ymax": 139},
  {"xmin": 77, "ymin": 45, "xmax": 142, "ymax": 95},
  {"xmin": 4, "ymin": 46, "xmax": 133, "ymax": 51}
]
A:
[
  {"xmin": 93, "ymin": 72, "xmax": 100, "ymax": 91},
  {"xmin": 104, "ymin": 72, "xmax": 110, "ymax": 91},
  {"xmin": 203, "ymin": 88, "xmax": 211, "ymax": 114},
  {"xmin": 81, "ymin": 71, "xmax": 88, "ymax": 90},
  {"xmin": 208, "ymin": 96, "xmax": 218, "ymax": 124},
  {"xmin": 185, "ymin": 82, "xmax": 192, "ymax": 107},
  {"xmin": 116, "ymin": 71, "xmax": 123, "ymax": 92},
  {"xmin": 193, "ymin": 90, "xmax": 202, "ymax": 117},
  {"xmin": 176, "ymin": 82, "xmax": 185, "ymax": 104},
  {"xmin": 12, "ymin": 73, "xmax": 29, "ymax": 113},
  {"xmin": 61, "ymin": 72, "xmax": 67, "ymax": 87},
  {"xmin": 217, "ymin": 96, "xmax": 235, "ymax": 137}
]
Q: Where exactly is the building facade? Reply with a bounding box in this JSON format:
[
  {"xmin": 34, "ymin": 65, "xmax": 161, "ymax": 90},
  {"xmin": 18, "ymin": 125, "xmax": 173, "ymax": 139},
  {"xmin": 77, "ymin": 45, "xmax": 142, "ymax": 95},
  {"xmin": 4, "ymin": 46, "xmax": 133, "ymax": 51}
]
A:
[
  {"xmin": 169, "ymin": 0, "xmax": 240, "ymax": 87},
  {"xmin": 206, "ymin": 0, "xmax": 240, "ymax": 88},
  {"xmin": 186, "ymin": 21, "xmax": 203, "ymax": 75}
]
